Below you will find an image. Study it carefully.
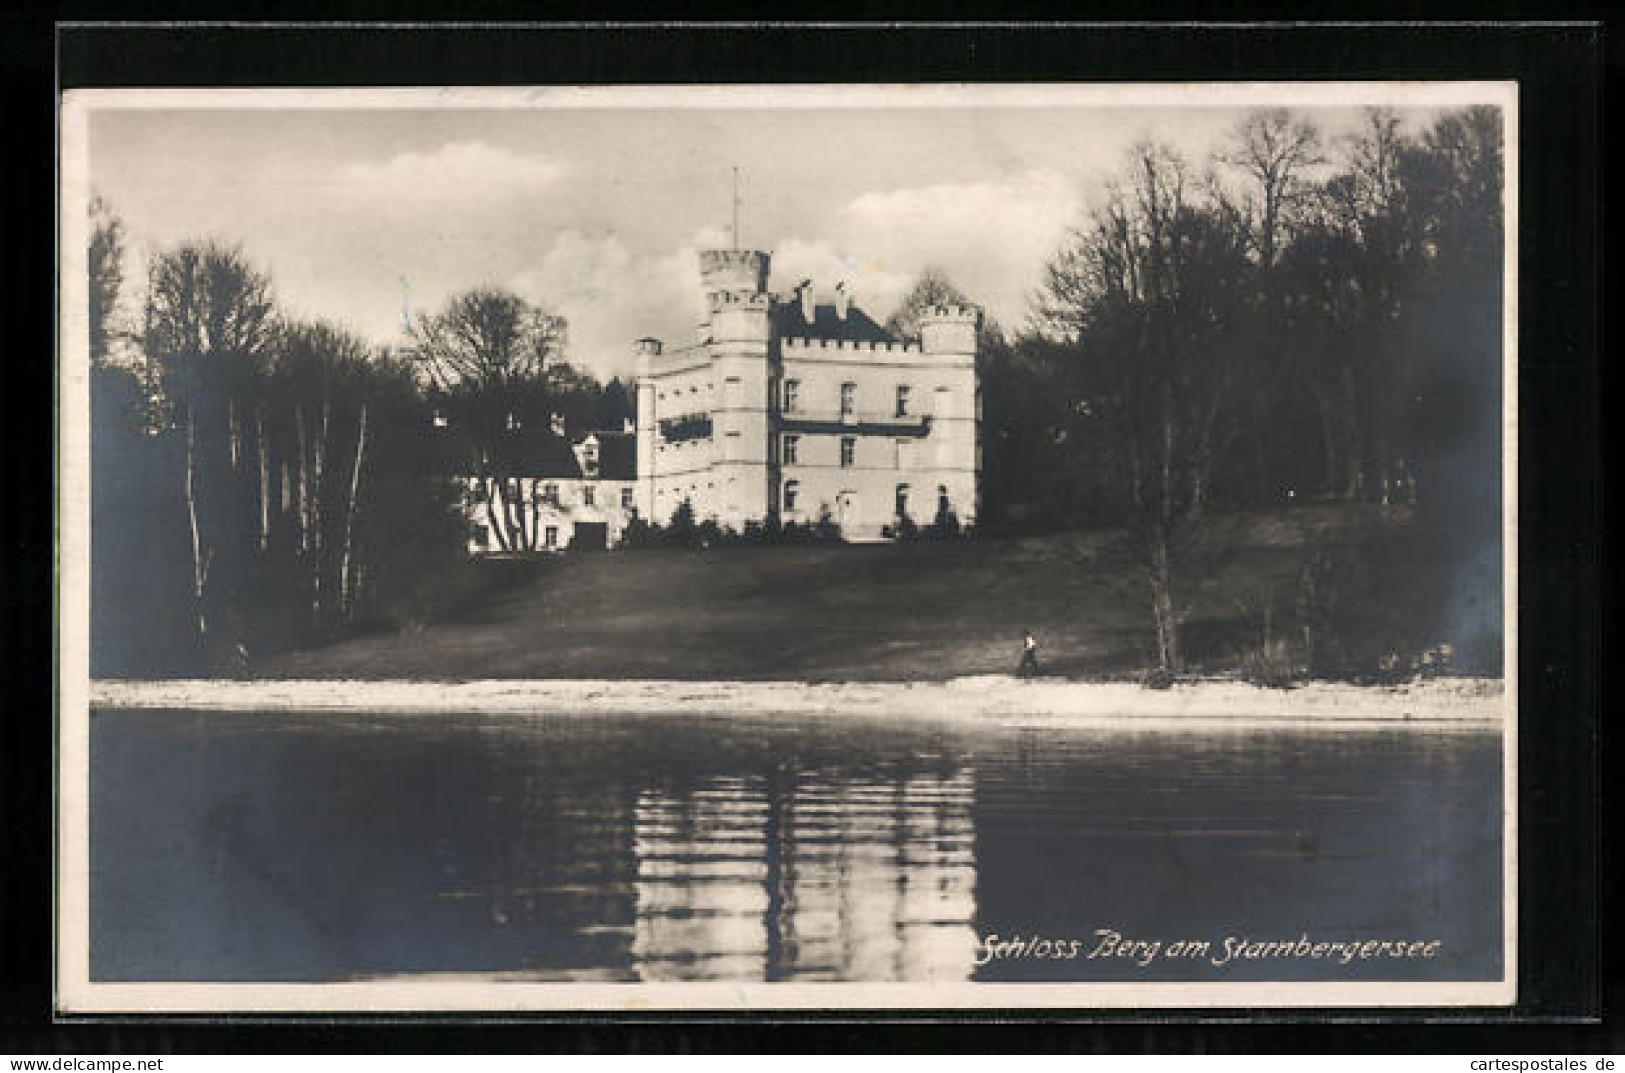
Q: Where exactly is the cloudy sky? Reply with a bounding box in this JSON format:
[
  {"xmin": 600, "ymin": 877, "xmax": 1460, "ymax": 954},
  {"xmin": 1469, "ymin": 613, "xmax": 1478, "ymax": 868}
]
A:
[{"xmin": 78, "ymin": 86, "xmax": 1479, "ymax": 380}]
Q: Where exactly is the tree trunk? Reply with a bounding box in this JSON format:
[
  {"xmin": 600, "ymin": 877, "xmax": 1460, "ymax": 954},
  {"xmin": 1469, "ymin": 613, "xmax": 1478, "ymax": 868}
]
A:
[
  {"xmin": 1148, "ymin": 540, "xmax": 1181, "ymax": 673},
  {"xmin": 228, "ymin": 397, "xmax": 238, "ymax": 469},
  {"xmin": 482, "ymin": 476, "xmax": 512, "ymax": 552},
  {"xmin": 338, "ymin": 399, "xmax": 369, "ymax": 619},
  {"xmin": 256, "ymin": 403, "xmax": 270, "ymax": 551},
  {"xmin": 1310, "ymin": 378, "xmax": 1340, "ymax": 496},
  {"xmin": 294, "ymin": 403, "xmax": 310, "ymax": 552},
  {"xmin": 529, "ymin": 481, "xmax": 541, "ymax": 552},
  {"xmin": 510, "ymin": 478, "xmax": 531, "ymax": 551},
  {"xmin": 311, "ymin": 397, "xmax": 330, "ymax": 621},
  {"xmin": 1340, "ymin": 359, "xmax": 1362, "ymax": 500},
  {"xmin": 184, "ymin": 407, "xmax": 210, "ymax": 645}
]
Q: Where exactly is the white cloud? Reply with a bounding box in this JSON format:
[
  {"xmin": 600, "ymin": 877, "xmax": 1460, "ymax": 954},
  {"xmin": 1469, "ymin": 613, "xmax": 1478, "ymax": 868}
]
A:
[
  {"xmin": 511, "ymin": 229, "xmax": 713, "ymax": 380},
  {"xmin": 508, "ymin": 168, "xmax": 1085, "ymax": 380},
  {"xmin": 332, "ymin": 140, "xmax": 566, "ymax": 210},
  {"xmin": 767, "ymin": 237, "xmax": 916, "ymax": 324},
  {"xmin": 100, "ymin": 123, "xmax": 1088, "ymax": 362},
  {"xmin": 837, "ymin": 169, "xmax": 1080, "ymax": 329}
]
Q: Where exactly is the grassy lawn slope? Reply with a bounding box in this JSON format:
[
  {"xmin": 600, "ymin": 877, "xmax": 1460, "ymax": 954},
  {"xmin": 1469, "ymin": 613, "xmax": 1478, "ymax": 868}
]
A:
[{"xmin": 262, "ymin": 504, "xmax": 1478, "ymax": 683}]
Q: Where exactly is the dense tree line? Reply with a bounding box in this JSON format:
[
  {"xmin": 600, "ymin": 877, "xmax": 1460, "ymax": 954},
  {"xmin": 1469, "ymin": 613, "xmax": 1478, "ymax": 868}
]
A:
[
  {"xmin": 959, "ymin": 105, "xmax": 1504, "ymax": 673},
  {"xmin": 88, "ymin": 226, "xmax": 631, "ymax": 673}
]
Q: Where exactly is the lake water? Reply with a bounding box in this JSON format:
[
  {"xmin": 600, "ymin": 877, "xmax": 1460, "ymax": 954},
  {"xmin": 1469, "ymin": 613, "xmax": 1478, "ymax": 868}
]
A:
[{"xmin": 90, "ymin": 708, "xmax": 1503, "ymax": 983}]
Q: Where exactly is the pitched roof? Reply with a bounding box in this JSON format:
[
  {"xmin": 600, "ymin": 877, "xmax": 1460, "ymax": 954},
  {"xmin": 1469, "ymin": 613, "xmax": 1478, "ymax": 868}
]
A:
[
  {"xmin": 592, "ymin": 431, "xmax": 637, "ymax": 481},
  {"xmin": 428, "ymin": 427, "xmax": 584, "ymax": 479},
  {"xmin": 771, "ymin": 298, "xmax": 896, "ymax": 344}
]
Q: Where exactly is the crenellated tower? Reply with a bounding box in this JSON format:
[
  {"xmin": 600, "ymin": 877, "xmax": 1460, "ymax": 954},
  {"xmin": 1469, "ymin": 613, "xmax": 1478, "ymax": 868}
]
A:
[
  {"xmin": 697, "ymin": 250, "xmax": 774, "ymax": 527},
  {"xmin": 633, "ymin": 336, "xmax": 664, "ymax": 520}
]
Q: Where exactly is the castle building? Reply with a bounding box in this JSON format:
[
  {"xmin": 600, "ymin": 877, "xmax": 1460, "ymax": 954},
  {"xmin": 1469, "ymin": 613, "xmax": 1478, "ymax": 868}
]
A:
[{"xmin": 635, "ymin": 249, "xmax": 980, "ymax": 541}]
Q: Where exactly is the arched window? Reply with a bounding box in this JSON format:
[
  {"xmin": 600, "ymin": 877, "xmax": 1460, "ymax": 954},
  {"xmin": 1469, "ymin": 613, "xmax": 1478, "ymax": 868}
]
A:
[
  {"xmin": 840, "ymin": 382, "xmax": 856, "ymax": 418},
  {"xmin": 895, "ymin": 384, "xmax": 911, "ymax": 417},
  {"xmin": 783, "ymin": 379, "xmax": 800, "ymax": 412},
  {"xmin": 895, "ymin": 483, "xmax": 910, "ymax": 519},
  {"xmin": 783, "ymin": 479, "xmax": 801, "ymax": 513}
]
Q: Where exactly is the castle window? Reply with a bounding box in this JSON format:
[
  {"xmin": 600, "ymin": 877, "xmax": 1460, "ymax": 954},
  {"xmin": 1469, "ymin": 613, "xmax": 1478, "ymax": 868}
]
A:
[
  {"xmin": 621, "ymin": 487, "xmax": 634, "ymax": 510},
  {"xmin": 471, "ymin": 522, "xmax": 489, "ymax": 549},
  {"xmin": 895, "ymin": 384, "xmax": 911, "ymax": 417},
  {"xmin": 840, "ymin": 437, "xmax": 856, "ymax": 468},
  {"xmin": 583, "ymin": 485, "xmax": 596, "ymax": 507},
  {"xmin": 783, "ymin": 379, "xmax": 800, "ymax": 412},
  {"xmin": 545, "ymin": 525, "xmax": 559, "ymax": 549},
  {"xmin": 542, "ymin": 482, "xmax": 559, "ymax": 506},
  {"xmin": 840, "ymin": 382, "xmax": 856, "ymax": 418},
  {"xmin": 895, "ymin": 483, "xmax": 911, "ymax": 519},
  {"xmin": 782, "ymin": 434, "xmax": 800, "ymax": 466},
  {"xmin": 783, "ymin": 480, "xmax": 800, "ymax": 513},
  {"xmin": 472, "ymin": 482, "xmax": 488, "ymax": 505}
]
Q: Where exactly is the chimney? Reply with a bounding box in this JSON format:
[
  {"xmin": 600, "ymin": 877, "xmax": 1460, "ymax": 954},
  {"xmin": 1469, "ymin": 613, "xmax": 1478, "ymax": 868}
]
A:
[
  {"xmin": 797, "ymin": 279, "xmax": 816, "ymax": 325},
  {"xmin": 834, "ymin": 281, "xmax": 851, "ymax": 321}
]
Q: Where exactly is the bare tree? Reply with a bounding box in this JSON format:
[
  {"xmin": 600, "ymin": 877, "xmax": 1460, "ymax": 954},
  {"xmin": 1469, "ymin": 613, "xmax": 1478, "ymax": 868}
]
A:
[
  {"xmin": 411, "ymin": 287, "xmax": 566, "ymax": 552},
  {"xmin": 1293, "ymin": 107, "xmax": 1423, "ymax": 501},
  {"xmin": 883, "ymin": 268, "xmax": 971, "ymax": 342},
  {"xmin": 1217, "ymin": 110, "xmax": 1326, "ymax": 503},
  {"xmin": 1220, "ymin": 109, "xmax": 1326, "ymax": 271},
  {"xmin": 273, "ymin": 322, "xmax": 376, "ymax": 622},
  {"xmin": 88, "ymin": 195, "xmax": 126, "ymax": 368},
  {"xmin": 143, "ymin": 241, "xmax": 276, "ymax": 649},
  {"xmin": 1038, "ymin": 144, "xmax": 1251, "ymax": 672}
]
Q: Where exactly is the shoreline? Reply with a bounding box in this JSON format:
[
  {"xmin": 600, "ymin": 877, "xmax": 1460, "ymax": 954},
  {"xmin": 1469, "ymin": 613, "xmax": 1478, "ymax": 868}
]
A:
[{"xmin": 86, "ymin": 675, "xmax": 1507, "ymax": 729}]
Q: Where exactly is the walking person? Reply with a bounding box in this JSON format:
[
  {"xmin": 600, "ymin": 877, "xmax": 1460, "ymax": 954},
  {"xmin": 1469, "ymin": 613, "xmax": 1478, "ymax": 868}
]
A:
[{"xmin": 1017, "ymin": 629, "xmax": 1040, "ymax": 679}]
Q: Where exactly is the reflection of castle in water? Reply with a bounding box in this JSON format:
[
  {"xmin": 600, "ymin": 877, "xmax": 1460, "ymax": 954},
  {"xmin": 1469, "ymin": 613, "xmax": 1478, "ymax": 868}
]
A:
[{"xmin": 631, "ymin": 767, "xmax": 979, "ymax": 981}]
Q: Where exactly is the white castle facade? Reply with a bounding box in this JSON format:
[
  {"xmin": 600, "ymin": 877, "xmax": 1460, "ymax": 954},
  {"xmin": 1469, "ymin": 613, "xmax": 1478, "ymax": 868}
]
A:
[{"xmin": 634, "ymin": 248, "xmax": 981, "ymax": 541}]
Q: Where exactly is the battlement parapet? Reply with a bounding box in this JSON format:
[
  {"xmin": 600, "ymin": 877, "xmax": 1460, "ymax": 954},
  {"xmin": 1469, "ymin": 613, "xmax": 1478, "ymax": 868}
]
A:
[
  {"xmin": 779, "ymin": 337, "xmax": 924, "ymax": 356},
  {"xmin": 706, "ymin": 290, "xmax": 774, "ymax": 312},
  {"xmin": 699, "ymin": 249, "xmax": 770, "ymax": 271},
  {"xmin": 919, "ymin": 303, "xmax": 982, "ymax": 324},
  {"xmin": 699, "ymin": 249, "xmax": 771, "ymax": 294}
]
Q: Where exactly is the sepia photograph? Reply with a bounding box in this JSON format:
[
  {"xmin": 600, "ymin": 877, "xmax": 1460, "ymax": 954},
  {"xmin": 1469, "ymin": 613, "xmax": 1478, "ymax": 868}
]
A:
[{"xmin": 57, "ymin": 81, "xmax": 1515, "ymax": 1012}]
